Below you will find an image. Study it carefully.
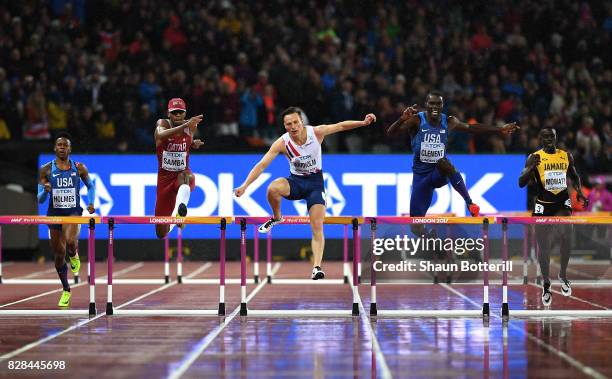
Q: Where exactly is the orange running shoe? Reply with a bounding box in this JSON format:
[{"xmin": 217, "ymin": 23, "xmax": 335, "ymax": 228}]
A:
[{"xmin": 468, "ymin": 203, "xmax": 480, "ymax": 217}]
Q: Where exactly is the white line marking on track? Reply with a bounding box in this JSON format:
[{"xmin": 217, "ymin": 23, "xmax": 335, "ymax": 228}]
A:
[
  {"xmin": 0, "ymin": 262, "xmax": 213, "ymax": 362},
  {"xmin": 349, "ymin": 271, "xmax": 392, "ymax": 379},
  {"xmin": 440, "ymin": 283, "xmax": 607, "ymax": 379},
  {"xmin": 167, "ymin": 263, "xmax": 281, "ymax": 379},
  {"xmin": 0, "ymin": 262, "xmax": 146, "ymax": 308}
]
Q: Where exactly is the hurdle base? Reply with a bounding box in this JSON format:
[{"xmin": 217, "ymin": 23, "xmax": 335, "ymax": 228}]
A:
[
  {"xmin": 523, "ymin": 277, "xmax": 528, "ymax": 285},
  {"xmin": 89, "ymin": 302, "xmax": 97, "ymax": 316},
  {"xmin": 177, "ymin": 275, "xmax": 182, "ymax": 284},
  {"xmin": 482, "ymin": 303, "xmax": 489, "ymax": 317},
  {"xmin": 267, "ymin": 275, "xmax": 272, "ymax": 284},
  {"xmin": 502, "ymin": 303, "xmax": 509, "ymax": 318},
  {"xmin": 218, "ymin": 302, "xmax": 225, "ymax": 316},
  {"xmin": 240, "ymin": 302, "xmax": 248, "ymax": 316},
  {"xmin": 446, "ymin": 275, "xmax": 452, "ymax": 284},
  {"xmin": 343, "ymin": 275, "xmax": 348, "ymax": 284},
  {"xmin": 0, "ymin": 275, "xmax": 2, "ymax": 284},
  {"xmin": 358, "ymin": 276, "xmax": 361, "ymax": 285},
  {"xmin": 433, "ymin": 276, "xmax": 439, "ymax": 284},
  {"xmin": 106, "ymin": 302, "xmax": 114, "ymax": 315},
  {"xmin": 352, "ymin": 303, "xmax": 359, "ymax": 316},
  {"xmin": 254, "ymin": 275, "xmax": 259, "ymax": 284},
  {"xmin": 74, "ymin": 275, "xmax": 80, "ymax": 284},
  {"xmin": 87, "ymin": 275, "xmax": 90, "ymax": 285},
  {"xmin": 370, "ymin": 303, "xmax": 377, "ymax": 316},
  {"xmin": 165, "ymin": 275, "xmax": 170, "ymax": 284}
]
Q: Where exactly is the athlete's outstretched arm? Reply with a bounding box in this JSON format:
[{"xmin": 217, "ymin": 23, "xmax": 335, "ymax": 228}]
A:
[
  {"xmin": 313, "ymin": 113, "xmax": 376, "ymax": 141},
  {"xmin": 154, "ymin": 115, "xmax": 203, "ymax": 145},
  {"xmin": 37, "ymin": 164, "xmax": 51, "ymax": 204},
  {"xmin": 567, "ymin": 152, "xmax": 588, "ymax": 206},
  {"xmin": 518, "ymin": 154, "xmax": 539, "ymax": 188},
  {"xmin": 234, "ymin": 138, "xmax": 284, "ymax": 197},
  {"xmin": 78, "ymin": 163, "xmax": 96, "ymax": 214},
  {"xmin": 385, "ymin": 105, "xmax": 419, "ymax": 137},
  {"xmin": 448, "ymin": 116, "xmax": 519, "ymax": 135}
]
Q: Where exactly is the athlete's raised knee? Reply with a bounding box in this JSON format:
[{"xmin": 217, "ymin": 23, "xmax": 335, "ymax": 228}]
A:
[{"xmin": 436, "ymin": 157, "xmax": 456, "ymax": 176}]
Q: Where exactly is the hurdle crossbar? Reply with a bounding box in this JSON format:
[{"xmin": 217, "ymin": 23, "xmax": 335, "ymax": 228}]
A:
[
  {"xmin": 367, "ymin": 217, "xmax": 491, "ymax": 318},
  {"xmin": 236, "ymin": 216, "xmax": 363, "ymax": 316},
  {"xmin": 0, "ymin": 216, "xmax": 98, "ymax": 316},
  {"xmin": 237, "ymin": 216, "xmax": 363, "ymax": 285},
  {"xmin": 102, "ymin": 216, "xmax": 232, "ymax": 316}
]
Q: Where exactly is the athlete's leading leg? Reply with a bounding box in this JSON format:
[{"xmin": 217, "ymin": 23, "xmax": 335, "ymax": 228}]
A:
[
  {"xmin": 535, "ymin": 224, "xmax": 553, "ymax": 305},
  {"xmin": 436, "ymin": 157, "xmax": 479, "ymax": 216},
  {"xmin": 51, "ymin": 227, "xmax": 71, "ymax": 306},
  {"xmin": 259, "ymin": 178, "xmax": 290, "ymax": 233},
  {"xmin": 64, "ymin": 224, "xmax": 81, "ymax": 274}
]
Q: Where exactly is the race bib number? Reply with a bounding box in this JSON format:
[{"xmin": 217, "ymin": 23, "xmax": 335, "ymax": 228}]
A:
[
  {"xmin": 162, "ymin": 151, "xmax": 187, "ymax": 171},
  {"xmin": 52, "ymin": 188, "xmax": 76, "ymax": 209},
  {"xmin": 534, "ymin": 203, "xmax": 544, "ymax": 214},
  {"xmin": 420, "ymin": 142, "xmax": 445, "ymax": 163},
  {"xmin": 544, "ymin": 170, "xmax": 566, "ymax": 192}
]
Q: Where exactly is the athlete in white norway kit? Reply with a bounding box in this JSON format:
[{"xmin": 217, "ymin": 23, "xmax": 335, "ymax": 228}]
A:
[{"xmin": 235, "ymin": 107, "xmax": 376, "ymax": 279}]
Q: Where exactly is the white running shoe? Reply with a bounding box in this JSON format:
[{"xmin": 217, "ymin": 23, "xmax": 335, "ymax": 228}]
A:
[
  {"xmin": 541, "ymin": 281, "xmax": 552, "ymax": 306},
  {"xmin": 558, "ymin": 275, "xmax": 571, "ymax": 297},
  {"xmin": 311, "ymin": 266, "xmax": 325, "ymax": 280},
  {"xmin": 258, "ymin": 217, "xmax": 283, "ymax": 233}
]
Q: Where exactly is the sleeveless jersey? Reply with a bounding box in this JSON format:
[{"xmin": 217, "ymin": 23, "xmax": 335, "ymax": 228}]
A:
[
  {"xmin": 156, "ymin": 119, "xmax": 193, "ymax": 174},
  {"xmin": 47, "ymin": 159, "xmax": 82, "ymax": 215},
  {"xmin": 282, "ymin": 125, "xmax": 322, "ymax": 176},
  {"xmin": 411, "ymin": 112, "xmax": 448, "ymax": 174},
  {"xmin": 533, "ymin": 148, "xmax": 570, "ymax": 203}
]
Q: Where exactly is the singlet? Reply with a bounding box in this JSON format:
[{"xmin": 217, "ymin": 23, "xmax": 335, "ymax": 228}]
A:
[
  {"xmin": 411, "ymin": 111, "xmax": 448, "ymax": 174},
  {"xmin": 156, "ymin": 119, "xmax": 193, "ymax": 174},
  {"xmin": 47, "ymin": 159, "xmax": 82, "ymax": 215},
  {"xmin": 533, "ymin": 148, "xmax": 570, "ymax": 203},
  {"xmin": 282, "ymin": 125, "xmax": 322, "ymax": 176}
]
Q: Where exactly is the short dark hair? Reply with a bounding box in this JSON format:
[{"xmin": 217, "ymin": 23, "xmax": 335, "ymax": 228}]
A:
[
  {"xmin": 540, "ymin": 126, "xmax": 556, "ymax": 135},
  {"xmin": 55, "ymin": 132, "xmax": 73, "ymax": 145},
  {"xmin": 426, "ymin": 91, "xmax": 444, "ymax": 101},
  {"xmin": 280, "ymin": 106, "xmax": 303, "ymax": 121}
]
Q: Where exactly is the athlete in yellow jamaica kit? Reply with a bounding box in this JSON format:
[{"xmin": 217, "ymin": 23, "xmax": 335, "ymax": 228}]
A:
[{"xmin": 519, "ymin": 127, "xmax": 588, "ymax": 306}]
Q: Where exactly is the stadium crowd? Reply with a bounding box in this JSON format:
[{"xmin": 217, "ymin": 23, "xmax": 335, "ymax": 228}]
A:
[{"xmin": 0, "ymin": 0, "xmax": 610, "ymax": 193}]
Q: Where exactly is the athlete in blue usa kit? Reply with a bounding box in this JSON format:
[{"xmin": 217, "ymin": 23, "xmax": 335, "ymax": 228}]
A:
[
  {"xmin": 38, "ymin": 133, "xmax": 96, "ymax": 307},
  {"xmin": 387, "ymin": 91, "xmax": 519, "ymax": 220}
]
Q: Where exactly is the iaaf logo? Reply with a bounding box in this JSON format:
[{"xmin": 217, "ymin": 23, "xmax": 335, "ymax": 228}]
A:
[{"xmin": 11, "ymin": 218, "xmax": 22, "ymax": 222}]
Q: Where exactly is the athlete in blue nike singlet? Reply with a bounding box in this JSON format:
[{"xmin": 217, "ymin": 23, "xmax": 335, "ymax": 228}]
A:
[
  {"xmin": 387, "ymin": 91, "xmax": 519, "ymax": 218},
  {"xmin": 38, "ymin": 133, "xmax": 96, "ymax": 307}
]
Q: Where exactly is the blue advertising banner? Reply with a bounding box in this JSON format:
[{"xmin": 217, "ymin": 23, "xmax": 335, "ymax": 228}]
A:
[{"xmin": 38, "ymin": 154, "xmax": 526, "ymax": 239}]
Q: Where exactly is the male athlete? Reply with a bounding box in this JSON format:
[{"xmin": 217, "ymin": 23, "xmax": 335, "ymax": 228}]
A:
[
  {"xmin": 387, "ymin": 91, "xmax": 519, "ymax": 218},
  {"xmin": 519, "ymin": 127, "xmax": 587, "ymax": 306},
  {"xmin": 234, "ymin": 107, "xmax": 376, "ymax": 279},
  {"xmin": 154, "ymin": 98, "xmax": 204, "ymax": 238},
  {"xmin": 38, "ymin": 133, "xmax": 95, "ymax": 307}
]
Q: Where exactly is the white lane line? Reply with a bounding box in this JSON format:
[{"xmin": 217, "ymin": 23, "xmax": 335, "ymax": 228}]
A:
[
  {"xmin": 349, "ymin": 271, "xmax": 392, "ymax": 379},
  {"xmin": 167, "ymin": 263, "xmax": 281, "ymax": 379},
  {"xmin": 440, "ymin": 283, "xmax": 607, "ymax": 379},
  {"xmin": 0, "ymin": 262, "xmax": 213, "ymax": 362},
  {"xmin": 14, "ymin": 268, "xmax": 57, "ymax": 279},
  {"xmin": 0, "ymin": 262, "xmax": 146, "ymax": 308}
]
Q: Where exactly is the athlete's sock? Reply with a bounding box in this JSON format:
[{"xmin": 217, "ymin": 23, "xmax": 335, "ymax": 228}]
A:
[
  {"xmin": 66, "ymin": 245, "xmax": 77, "ymax": 258},
  {"xmin": 449, "ymin": 172, "xmax": 472, "ymax": 204},
  {"xmin": 169, "ymin": 184, "xmax": 191, "ymax": 233},
  {"xmin": 56, "ymin": 263, "xmax": 70, "ymax": 291},
  {"xmin": 172, "ymin": 184, "xmax": 191, "ymax": 216}
]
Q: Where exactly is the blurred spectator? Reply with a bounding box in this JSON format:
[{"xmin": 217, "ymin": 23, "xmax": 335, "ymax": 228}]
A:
[
  {"xmin": 586, "ymin": 176, "xmax": 612, "ymax": 212},
  {"xmin": 0, "ymin": 0, "xmax": 604, "ymax": 184}
]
